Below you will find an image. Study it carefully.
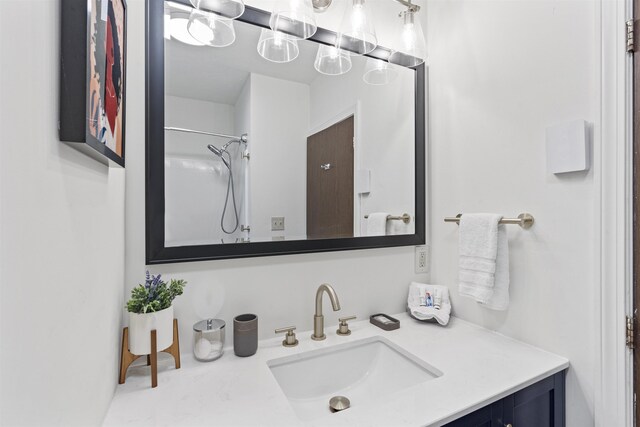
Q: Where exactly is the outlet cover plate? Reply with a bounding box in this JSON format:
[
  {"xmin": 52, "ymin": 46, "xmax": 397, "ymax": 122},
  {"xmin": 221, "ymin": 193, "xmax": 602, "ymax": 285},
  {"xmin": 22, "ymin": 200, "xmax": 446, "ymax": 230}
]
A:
[
  {"xmin": 415, "ymin": 245, "xmax": 429, "ymax": 274},
  {"xmin": 271, "ymin": 217, "xmax": 285, "ymax": 231}
]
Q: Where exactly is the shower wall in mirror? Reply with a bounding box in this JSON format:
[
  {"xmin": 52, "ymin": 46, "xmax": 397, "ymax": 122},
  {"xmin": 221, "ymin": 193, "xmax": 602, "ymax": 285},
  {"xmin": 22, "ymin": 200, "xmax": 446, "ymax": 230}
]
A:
[{"xmin": 146, "ymin": 0, "xmax": 425, "ymax": 263}]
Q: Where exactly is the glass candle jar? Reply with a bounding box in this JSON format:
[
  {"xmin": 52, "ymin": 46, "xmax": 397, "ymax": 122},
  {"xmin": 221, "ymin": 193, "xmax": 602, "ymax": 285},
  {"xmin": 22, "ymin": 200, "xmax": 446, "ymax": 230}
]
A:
[{"xmin": 193, "ymin": 319, "xmax": 225, "ymax": 362}]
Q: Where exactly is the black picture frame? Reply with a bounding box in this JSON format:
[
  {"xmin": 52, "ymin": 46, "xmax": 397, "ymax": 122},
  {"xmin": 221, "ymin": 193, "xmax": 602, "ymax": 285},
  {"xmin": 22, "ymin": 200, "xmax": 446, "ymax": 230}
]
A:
[
  {"xmin": 146, "ymin": 0, "xmax": 426, "ymax": 264},
  {"xmin": 60, "ymin": 0, "xmax": 127, "ymax": 167}
]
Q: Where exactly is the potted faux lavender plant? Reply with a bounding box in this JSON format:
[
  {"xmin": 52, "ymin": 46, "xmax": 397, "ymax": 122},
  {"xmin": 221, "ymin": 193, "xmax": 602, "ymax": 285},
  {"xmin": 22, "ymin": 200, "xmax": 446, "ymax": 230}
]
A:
[{"xmin": 126, "ymin": 272, "xmax": 186, "ymax": 355}]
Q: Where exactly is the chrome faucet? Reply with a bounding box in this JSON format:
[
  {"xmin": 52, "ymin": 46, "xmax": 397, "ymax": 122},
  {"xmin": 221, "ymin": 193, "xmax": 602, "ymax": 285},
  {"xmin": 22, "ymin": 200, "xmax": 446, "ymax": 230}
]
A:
[{"xmin": 312, "ymin": 283, "xmax": 341, "ymax": 341}]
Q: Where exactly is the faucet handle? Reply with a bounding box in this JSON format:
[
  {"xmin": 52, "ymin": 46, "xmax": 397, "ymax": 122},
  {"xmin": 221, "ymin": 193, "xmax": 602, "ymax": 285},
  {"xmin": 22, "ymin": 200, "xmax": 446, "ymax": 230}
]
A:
[
  {"xmin": 336, "ymin": 316, "xmax": 356, "ymax": 336},
  {"xmin": 275, "ymin": 326, "xmax": 299, "ymax": 347}
]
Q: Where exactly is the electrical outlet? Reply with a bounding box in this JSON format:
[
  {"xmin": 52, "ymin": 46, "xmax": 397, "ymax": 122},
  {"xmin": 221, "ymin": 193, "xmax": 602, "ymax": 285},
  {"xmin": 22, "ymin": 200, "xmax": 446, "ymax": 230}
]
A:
[
  {"xmin": 271, "ymin": 216, "xmax": 285, "ymax": 231},
  {"xmin": 415, "ymin": 245, "xmax": 429, "ymax": 273}
]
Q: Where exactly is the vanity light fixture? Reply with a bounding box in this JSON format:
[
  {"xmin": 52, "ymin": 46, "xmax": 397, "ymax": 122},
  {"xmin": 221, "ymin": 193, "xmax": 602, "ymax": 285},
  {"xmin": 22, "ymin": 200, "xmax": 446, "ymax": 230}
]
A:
[
  {"xmin": 269, "ymin": 0, "xmax": 318, "ymax": 40},
  {"xmin": 190, "ymin": 0, "xmax": 245, "ymax": 20},
  {"xmin": 188, "ymin": 9, "xmax": 236, "ymax": 47},
  {"xmin": 168, "ymin": 14, "xmax": 206, "ymax": 46},
  {"xmin": 166, "ymin": 2, "xmax": 205, "ymax": 46},
  {"xmin": 311, "ymin": 0, "xmax": 332, "ymax": 13},
  {"xmin": 336, "ymin": 0, "xmax": 377, "ymax": 56},
  {"xmin": 362, "ymin": 58, "xmax": 398, "ymax": 85},
  {"xmin": 257, "ymin": 29, "xmax": 300, "ymax": 63},
  {"xmin": 388, "ymin": 3, "xmax": 426, "ymax": 67},
  {"xmin": 314, "ymin": 45, "xmax": 352, "ymax": 75}
]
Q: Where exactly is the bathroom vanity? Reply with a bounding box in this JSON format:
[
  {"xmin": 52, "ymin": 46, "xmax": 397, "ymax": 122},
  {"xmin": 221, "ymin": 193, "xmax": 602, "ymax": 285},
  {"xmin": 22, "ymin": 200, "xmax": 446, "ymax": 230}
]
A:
[{"xmin": 105, "ymin": 313, "xmax": 568, "ymax": 426}]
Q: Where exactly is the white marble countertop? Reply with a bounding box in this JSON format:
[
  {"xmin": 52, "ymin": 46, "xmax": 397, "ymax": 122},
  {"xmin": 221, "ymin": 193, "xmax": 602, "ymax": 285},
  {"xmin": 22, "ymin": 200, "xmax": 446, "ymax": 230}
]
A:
[{"xmin": 104, "ymin": 313, "xmax": 569, "ymax": 427}]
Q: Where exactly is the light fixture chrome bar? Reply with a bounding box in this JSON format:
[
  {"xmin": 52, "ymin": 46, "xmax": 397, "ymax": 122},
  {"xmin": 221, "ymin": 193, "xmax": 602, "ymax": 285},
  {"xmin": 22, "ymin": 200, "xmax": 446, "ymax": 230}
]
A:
[
  {"xmin": 392, "ymin": 0, "xmax": 420, "ymax": 12},
  {"xmin": 165, "ymin": 126, "xmax": 245, "ymax": 141}
]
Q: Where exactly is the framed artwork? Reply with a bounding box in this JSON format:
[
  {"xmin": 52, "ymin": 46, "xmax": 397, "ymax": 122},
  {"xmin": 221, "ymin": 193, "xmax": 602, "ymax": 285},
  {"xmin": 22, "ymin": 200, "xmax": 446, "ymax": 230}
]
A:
[{"xmin": 60, "ymin": 0, "xmax": 127, "ymax": 167}]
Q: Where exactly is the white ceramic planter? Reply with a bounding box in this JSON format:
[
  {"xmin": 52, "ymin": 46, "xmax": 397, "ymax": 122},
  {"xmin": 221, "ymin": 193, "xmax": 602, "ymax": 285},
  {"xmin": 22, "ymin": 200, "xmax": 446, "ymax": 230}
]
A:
[{"xmin": 128, "ymin": 306, "xmax": 174, "ymax": 355}]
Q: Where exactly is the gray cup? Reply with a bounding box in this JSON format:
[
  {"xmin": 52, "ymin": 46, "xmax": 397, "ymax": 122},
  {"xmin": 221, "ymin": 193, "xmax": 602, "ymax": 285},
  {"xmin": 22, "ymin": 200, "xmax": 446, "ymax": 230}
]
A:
[{"xmin": 233, "ymin": 314, "xmax": 258, "ymax": 357}]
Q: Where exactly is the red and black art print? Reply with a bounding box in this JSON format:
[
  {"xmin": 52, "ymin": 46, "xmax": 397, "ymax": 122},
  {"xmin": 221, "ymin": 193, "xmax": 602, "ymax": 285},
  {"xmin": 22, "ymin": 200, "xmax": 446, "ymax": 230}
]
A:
[{"xmin": 88, "ymin": 0, "xmax": 126, "ymax": 158}]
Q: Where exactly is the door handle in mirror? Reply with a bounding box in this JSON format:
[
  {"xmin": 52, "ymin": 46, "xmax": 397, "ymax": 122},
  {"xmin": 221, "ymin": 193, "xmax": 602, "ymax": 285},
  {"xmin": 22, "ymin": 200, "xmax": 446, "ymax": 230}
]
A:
[{"xmin": 320, "ymin": 163, "xmax": 331, "ymax": 170}]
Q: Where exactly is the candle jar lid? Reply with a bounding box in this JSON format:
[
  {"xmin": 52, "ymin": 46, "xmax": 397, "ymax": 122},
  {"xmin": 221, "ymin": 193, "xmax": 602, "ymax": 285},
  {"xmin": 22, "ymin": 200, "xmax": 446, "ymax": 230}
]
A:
[{"xmin": 193, "ymin": 318, "xmax": 225, "ymax": 332}]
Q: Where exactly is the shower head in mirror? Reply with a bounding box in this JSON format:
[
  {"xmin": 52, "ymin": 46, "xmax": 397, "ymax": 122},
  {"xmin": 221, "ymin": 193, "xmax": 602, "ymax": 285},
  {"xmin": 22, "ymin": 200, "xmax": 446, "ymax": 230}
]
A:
[
  {"xmin": 207, "ymin": 144, "xmax": 231, "ymax": 169},
  {"xmin": 207, "ymin": 144, "xmax": 223, "ymax": 156}
]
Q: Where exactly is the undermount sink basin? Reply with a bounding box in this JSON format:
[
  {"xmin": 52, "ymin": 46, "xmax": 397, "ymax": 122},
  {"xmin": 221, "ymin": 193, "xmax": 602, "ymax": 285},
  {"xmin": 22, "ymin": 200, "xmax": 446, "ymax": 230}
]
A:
[{"xmin": 267, "ymin": 336, "xmax": 443, "ymax": 421}]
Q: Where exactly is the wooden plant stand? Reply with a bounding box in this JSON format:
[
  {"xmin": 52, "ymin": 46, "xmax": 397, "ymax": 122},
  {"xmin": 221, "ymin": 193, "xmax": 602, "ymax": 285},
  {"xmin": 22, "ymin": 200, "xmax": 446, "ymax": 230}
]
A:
[{"xmin": 119, "ymin": 318, "xmax": 181, "ymax": 388}]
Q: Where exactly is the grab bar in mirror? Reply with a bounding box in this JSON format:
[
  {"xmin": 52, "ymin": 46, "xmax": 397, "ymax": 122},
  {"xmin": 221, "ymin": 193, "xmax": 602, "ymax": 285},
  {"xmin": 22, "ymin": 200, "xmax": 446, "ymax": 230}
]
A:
[
  {"xmin": 444, "ymin": 213, "xmax": 534, "ymax": 229},
  {"xmin": 364, "ymin": 213, "xmax": 412, "ymax": 224}
]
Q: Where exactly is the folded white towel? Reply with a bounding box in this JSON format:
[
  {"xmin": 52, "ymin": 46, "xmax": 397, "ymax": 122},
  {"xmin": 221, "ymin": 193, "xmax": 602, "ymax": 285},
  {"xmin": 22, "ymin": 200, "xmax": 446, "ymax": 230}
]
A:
[
  {"xmin": 366, "ymin": 213, "xmax": 388, "ymax": 236},
  {"xmin": 458, "ymin": 213, "xmax": 502, "ymax": 304},
  {"xmin": 407, "ymin": 282, "xmax": 451, "ymax": 326},
  {"xmin": 458, "ymin": 213, "xmax": 510, "ymax": 310}
]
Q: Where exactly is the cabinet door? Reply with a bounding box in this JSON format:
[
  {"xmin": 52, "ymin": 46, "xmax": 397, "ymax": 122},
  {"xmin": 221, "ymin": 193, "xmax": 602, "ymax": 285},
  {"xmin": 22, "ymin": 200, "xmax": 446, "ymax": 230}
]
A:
[
  {"xmin": 443, "ymin": 405, "xmax": 492, "ymax": 427},
  {"xmin": 501, "ymin": 372, "xmax": 566, "ymax": 427},
  {"xmin": 443, "ymin": 370, "xmax": 566, "ymax": 427}
]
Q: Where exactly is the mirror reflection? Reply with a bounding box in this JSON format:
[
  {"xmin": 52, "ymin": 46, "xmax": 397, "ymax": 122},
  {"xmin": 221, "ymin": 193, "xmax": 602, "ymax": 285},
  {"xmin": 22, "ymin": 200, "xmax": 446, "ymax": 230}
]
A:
[{"xmin": 164, "ymin": 1, "xmax": 416, "ymax": 246}]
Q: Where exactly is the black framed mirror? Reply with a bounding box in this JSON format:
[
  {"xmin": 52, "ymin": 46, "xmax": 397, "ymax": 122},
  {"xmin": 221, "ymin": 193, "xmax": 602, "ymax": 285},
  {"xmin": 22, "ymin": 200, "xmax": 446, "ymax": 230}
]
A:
[{"xmin": 146, "ymin": 0, "xmax": 425, "ymax": 264}]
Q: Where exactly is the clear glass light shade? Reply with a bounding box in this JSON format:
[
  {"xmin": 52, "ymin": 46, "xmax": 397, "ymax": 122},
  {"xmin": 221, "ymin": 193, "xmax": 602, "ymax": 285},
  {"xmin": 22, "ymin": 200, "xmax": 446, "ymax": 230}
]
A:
[
  {"xmin": 314, "ymin": 45, "xmax": 352, "ymax": 76},
  {"xmin": 187, "ymin": 9, "xmax": 236, "ymax": 47},
  {"xmin": 362, "ymin": 58, "xmax": 398, "ymax": 85},
  {"xmin": 269, "ymin": 0, "xmax": 317, "ymax": 40},
  {"xmin": 388, "ymin": 10, "xmax": 426, "ymax": 67},
  {"xmin": 190, "ymin": 0, "xmax": 245, "ymax": 19},
  {"xmin": 335, "ymin": 0, "xmax": 377, "ymax": 55},
  {"xmin": 168, "ymin": 11, "xmax": 205, "ymax": 46},
  {"xmin": 257, "ymin": 29, "xmax": 299, "ymax": 63}
]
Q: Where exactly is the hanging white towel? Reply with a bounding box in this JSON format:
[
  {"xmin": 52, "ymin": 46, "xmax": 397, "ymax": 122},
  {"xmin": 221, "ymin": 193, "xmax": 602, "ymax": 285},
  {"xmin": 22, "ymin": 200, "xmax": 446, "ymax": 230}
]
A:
[
  {"xmin": 481, "ymin": 224, "xmax": 510, "ymax": 310},
  {"xmin": 366, "ymin": 213, "xmax": 389, "ymax": 236},
  {"xmin": 458, "ymin": 213, "xmax": 505, "ymax": 305}
]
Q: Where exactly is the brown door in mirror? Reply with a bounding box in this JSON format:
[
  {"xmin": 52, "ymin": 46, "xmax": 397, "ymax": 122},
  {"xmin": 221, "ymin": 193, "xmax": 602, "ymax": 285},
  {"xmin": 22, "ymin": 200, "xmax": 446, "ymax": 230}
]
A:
[{"xmin": 307, "ymin": 116, "xmax": 354, "ymax": 239}]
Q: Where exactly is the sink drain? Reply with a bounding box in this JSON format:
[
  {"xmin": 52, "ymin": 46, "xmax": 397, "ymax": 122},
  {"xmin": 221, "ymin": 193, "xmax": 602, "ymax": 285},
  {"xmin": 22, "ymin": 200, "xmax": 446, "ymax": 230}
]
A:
[{"xmin": 329, "ymin": 396, "xmax": 351, "ymax": 413}]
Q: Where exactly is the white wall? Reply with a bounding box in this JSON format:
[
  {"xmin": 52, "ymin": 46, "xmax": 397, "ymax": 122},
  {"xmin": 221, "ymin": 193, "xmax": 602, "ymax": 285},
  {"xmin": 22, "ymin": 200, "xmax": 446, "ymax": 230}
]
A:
[
  {"xmin": 128, "ymin": 1, "xmax": 604, "ymax": 426},
  {"xmin": 0, "ymin": 1, "xmax": 126, "ymax": 425},
  {"xmin": 424, "ymin": 1, "xmax": 599, "ymax": 425},
  {"xmin": 234, "ymin": 79, "xmax": 251, "ymax": 146},
  {"xmin": 248, "ymin": 73, "xmax": 309, "ymax": 241}
]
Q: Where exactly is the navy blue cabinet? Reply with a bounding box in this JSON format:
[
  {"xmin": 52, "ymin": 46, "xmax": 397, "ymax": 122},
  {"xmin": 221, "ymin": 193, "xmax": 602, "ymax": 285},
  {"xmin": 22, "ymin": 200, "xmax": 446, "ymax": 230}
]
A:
[{"xmin": 444, "ymin": 370, "xmax": 566, "ymax": 427}]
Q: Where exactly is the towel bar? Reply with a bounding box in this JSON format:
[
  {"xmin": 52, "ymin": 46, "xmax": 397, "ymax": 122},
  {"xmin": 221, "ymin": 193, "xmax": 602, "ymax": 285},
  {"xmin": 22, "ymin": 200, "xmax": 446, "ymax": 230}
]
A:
[
  {"xmin": 444, "ymin": 213, "xmax": 534, "ymax": 229},
  {"xmin": 364, "ymin": 213, "xmax": 411, "ymax": 224}
]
